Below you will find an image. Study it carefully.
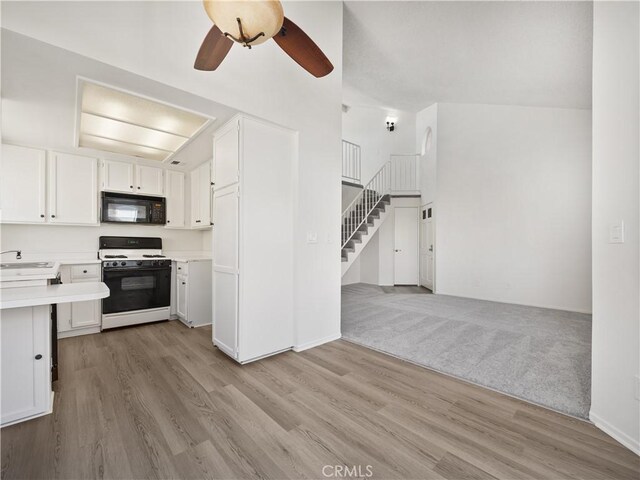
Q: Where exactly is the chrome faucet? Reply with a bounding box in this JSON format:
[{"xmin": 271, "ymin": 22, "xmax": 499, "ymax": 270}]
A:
[{"xmin": 1, "ymin": 250, "xmax": 22, "ymax": 260}]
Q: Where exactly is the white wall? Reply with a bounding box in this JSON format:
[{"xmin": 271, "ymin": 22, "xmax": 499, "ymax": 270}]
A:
[
  {"xmin": 435, "ymin": 103, "xmax": 592, "ymax": 313},
  {"xmin": 590, "ymin": 1, "xmax": 639, "ymax": 454},
  {"xmin": 342, "ymin": 96, "xmax": 416, "ymax": 185},
  {"xmin": 342, "ymin": 196, "xmax": 421, "ymax": 286},
  {"xmin": 0, "ymin": 30, "xmax": 214, "ymax": 256},
  {"xmin": 0, "ymin": 31, "xmax": 236, "ymax": 172},
  {"xmin": 416, "ymin": 103, "xmax": 438, "ymax": 204},
  {"xmin": 2, "ymin": 1, "xmax": 344, "ymax": 350},
  {"xmin": 0, "ymin": 224, "xmax": 203, "ymax": 255}
]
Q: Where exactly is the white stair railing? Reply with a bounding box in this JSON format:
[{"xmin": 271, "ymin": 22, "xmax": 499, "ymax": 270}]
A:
[
  {"xmin": 342, "ymin": 140, "xmax": 361, "ymax": 184},
  {"xmin": 341, "ymin": 161, "xmax": 391, "ymax": 249},
  {"xmin": 390, "ymin": 154, "xmax": 420, "ymax": 192}
]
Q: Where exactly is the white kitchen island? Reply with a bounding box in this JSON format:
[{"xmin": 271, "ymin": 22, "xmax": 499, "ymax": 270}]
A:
[{"xmin": 0, "ymin": 281, "xmax": 109, "ymax": 427}]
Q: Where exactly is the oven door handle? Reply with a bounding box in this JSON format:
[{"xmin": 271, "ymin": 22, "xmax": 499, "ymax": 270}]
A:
[{"xmin": 103, "ymin": 267, "xmax": 171, "ymax": 274}]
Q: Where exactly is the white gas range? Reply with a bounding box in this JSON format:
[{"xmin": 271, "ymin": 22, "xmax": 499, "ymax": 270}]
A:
[{"xmin": 99, "ymin": 236, "xmax": 172, "ymax": 329}]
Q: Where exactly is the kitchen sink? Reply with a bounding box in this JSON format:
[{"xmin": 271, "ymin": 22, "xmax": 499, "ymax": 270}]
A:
[{"xmin": 0, "ymin": 262, "xmax": 56, "ymax": 270}]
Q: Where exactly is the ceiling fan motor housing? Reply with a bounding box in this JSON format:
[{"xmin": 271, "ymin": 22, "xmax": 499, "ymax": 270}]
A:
[{"xmin": 203, "ymin": 0, "xmax": 285, "ymax": 46}]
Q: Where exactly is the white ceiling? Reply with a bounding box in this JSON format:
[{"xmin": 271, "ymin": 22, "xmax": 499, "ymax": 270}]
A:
[{"xmin": 343, "ymin": 1, "xmax": 593, "ymax": 111}]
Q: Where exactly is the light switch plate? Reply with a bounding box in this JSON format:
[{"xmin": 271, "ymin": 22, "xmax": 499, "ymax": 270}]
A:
[{"xmin": 609, "ymin": 221, "xmax": 624, "ymax": 243}]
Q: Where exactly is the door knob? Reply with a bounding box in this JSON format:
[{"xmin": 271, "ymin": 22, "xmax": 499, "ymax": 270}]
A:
[
  {"xmin": 429, "ymin": 246, "xmax": 433, "ymax": 252},
  {"xmin": 35, "ymin": 354, "xmax": 42, "ymax": 360},
  {"xmin": 395, "ymin": 249, "xmax": 401, "ymax": 252}
]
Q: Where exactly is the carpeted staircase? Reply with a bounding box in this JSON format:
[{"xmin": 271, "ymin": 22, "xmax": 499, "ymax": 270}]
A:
[{"xmin": 341, "ymin": 191, "xmax": 391, "ymax": 264}]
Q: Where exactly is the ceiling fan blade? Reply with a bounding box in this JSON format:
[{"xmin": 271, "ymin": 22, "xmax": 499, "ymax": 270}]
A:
[
  {"xmin": 273, "ymin": 17, "xmax": 334, "ymax": 78},
  {"xmin": 194, "ymin": 25, "xmax": 233, "ymax": 71}
]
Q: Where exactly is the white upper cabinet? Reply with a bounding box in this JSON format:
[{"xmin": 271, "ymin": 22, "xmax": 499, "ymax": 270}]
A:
[
  {"xmin": 48, "ymin": 152, "xmax": 98, "ymax": 225},
  {"xmin": 0, "ymin": 144, "xmax": 47, "ymax": 223},
  {"xmin": 136, "ymin": 165, "xmax": 164, "ymax": 196},
  {"xmin": 190, "ymin": 161, "xmax": 212, "ymax": 228},
  {"xmin": 101, "ymin": 160, "xmax": 134, "ymax": 193},
  {"xmin": 101, "ymin": 160, "xmax": 164, "ymax": 196},
  {"xmin": 165, "ymin": 170, "xmax": 185, "ymax": 228},
  {"xmin": 213, "ymin": 120, "xmax": 239, "ymax": 190}
]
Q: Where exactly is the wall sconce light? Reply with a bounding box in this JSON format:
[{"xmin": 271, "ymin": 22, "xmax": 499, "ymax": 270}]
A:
[{"xmin": 385, "ymin": 116, "xmax": 397, "ymax": 132}]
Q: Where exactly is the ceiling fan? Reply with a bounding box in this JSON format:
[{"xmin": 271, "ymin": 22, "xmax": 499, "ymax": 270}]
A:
[{"xmin": 194, "ymin": 0, "xmax": 334, "ymax": 78}]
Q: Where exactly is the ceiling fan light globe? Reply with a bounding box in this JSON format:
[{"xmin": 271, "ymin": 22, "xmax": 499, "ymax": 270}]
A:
[{"xmin": 203, "ymin": 0, "xmax": 284, "ymax": 45}]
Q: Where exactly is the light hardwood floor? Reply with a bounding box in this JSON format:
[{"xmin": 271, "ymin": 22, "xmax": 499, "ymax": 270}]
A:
[{"xmin": 1, "ymin": 321, "xmax": 638, "ymax": 479}]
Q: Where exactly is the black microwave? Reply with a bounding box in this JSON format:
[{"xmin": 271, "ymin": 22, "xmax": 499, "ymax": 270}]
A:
[{"xmin": 101, "ymin": 192, "xmax": 166, "ymax": 225}]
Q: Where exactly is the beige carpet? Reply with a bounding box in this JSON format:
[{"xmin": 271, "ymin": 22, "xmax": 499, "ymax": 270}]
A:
[{"xmin": 341, "ymin": 283, "xmax": 592, "ymax": 419}]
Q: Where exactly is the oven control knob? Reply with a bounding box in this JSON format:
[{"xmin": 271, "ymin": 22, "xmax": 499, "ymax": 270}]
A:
[
  {"xmin": 112, "ymin": 261, "xmax": 118, "ymax": 267},
  {"xmin": 137, "ymin": 261, "xmax": 142, "ymax": 266},
  {"xmin": 121, "ymin": 261, "xmax": 126, "ymax": 266}
]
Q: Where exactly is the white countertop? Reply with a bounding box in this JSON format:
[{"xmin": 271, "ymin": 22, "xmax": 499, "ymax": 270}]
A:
[
  {"xmin": 57, "ymin": 259, "xmax": 102, "ymax": 265},
  {"xmin": 170, "ymin": 254, "xmax": 212, "ymax": 262},
  {"xmin": 0, "ymin": 282, "xmax": 110, "ymax": 310}
]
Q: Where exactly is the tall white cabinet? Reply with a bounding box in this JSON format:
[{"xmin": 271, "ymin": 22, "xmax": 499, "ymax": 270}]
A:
[{"xmin": 212, "ymin": 115, "xmax": 296, "ymax": 363}]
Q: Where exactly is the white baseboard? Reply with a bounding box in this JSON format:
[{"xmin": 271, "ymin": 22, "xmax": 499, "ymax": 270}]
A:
[
  {"xmin": 57, "ymin": 326, "xmax": 101, "ymax": 338},
  {"xmin": 590, "ymin": 410, "xmax": 640, "ymax": 455},
  {"xmin": 293, "ymin": 332, "xmax": 341, "ymax": 352}
]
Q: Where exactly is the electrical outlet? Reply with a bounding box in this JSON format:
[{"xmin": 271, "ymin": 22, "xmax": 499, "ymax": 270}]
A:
[
  {"xmin": 306, "ymin": 232, "xmax": 318, "ymax": 244},
  {"xmin": 609, "ymin": 221, "xmax": 625, "ymax": 243}
]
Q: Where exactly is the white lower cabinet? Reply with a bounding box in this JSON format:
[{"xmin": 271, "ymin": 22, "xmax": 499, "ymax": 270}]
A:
[
  {"xmin": 57, "ymin": 264, "xmax": 101, "ymax": 337},
  {"xmin": 174, "ymin": 260, "xmax": 211, "ymax": 327},
  {"xmin": 1, "ymin": 305, "xmax": 52, "ymax": 426},
  {"xmin": 176, "ymin": 273, "xmax": 188, "ymax": 319}
]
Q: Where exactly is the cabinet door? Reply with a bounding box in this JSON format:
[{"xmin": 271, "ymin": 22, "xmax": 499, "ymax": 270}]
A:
[
  {"xmin": 48, "ymin": 152, "xmax": 98, "ymax": 225},
  {"xmin": 102, "ymin": 160, "xmax": 134, "ymax": 193},
  {"xmin": 136, "ymin": 165, "xmax": 164, "ymax": 196},
  {"xmin": 1, "ymin": 305, "xmax": 51, "ymax": 426},
  {"xmin": 0, "ymin": 144, "xmax": 46, "ymax": 223},
  {"xmin": 70, "ymin": 299, "xmax": 101, "ymax": 328},
  {"xmin": 190, "ymin": 168, "xmax": 201, "ymax": 228},
  {"xmin": 213, "ymin": 119, "xmax": 240, "ymax": 190},
  {"xmin": 176, "ymin": 274, "xmax": 188, "ymax": 319},
  {"xmin": 56, "ymin": 267, "xmax": 73, "ymax": 334},
  {"xmin": 165, "ymin": 170, "xmax": 185, "ymax": 228},
  {"xmin": 199, "ymin": 162, "xmax": 212, "ymax": 226},
  {"xmin": 212, "ymin": 185, "xmax": 239, "ymax": 358}
]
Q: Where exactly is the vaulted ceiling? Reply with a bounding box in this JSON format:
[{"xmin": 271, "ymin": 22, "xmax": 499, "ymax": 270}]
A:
[{"xmin": 343, "ymin": 1, "xmax": 593, "ymax": 111}]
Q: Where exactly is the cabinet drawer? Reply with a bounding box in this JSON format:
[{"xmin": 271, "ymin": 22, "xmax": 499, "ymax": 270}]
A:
[
  {"xmin": 175, "ymin": 262, "xmax": 188, "ymax": 275},
  {"xmin": 70, "ymin": 264, "xmax": 100, "ymax": 280}
]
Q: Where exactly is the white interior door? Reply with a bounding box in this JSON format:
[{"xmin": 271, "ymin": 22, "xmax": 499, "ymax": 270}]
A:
[
  {"xmin": 420, "ymin": 204, "xmax": 435, "ymax": 290},
  {"xmin": 394, "ymin": 207, "xmax": 419, "ymax": 285}
]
